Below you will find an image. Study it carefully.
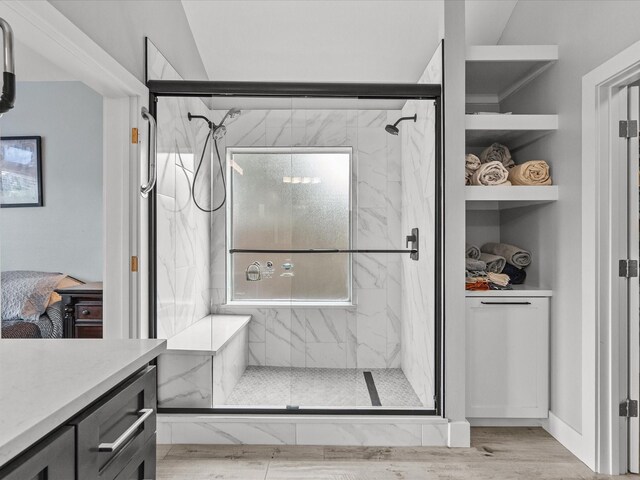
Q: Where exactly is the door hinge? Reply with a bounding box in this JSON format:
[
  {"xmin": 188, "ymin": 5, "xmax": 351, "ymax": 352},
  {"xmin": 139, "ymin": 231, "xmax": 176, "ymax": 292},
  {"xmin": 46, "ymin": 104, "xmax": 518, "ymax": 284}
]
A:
[
  {"xmin": 131, "ymin": 256, "xmax": 139, "ymax": 273},
  {"xmin": 619, "ymin": 120, "xmax": 638, "ymax": 138},
  {"xmin": 131, "ymin": 127, "xmax": 139, "ymax": 144},
  {"xmin": 620, "ymin": 398, "xmax": 638, "ymax": 417},
  {"xmin": 619, "ymin": 259, "xmax": 638, "ymax": 278}
]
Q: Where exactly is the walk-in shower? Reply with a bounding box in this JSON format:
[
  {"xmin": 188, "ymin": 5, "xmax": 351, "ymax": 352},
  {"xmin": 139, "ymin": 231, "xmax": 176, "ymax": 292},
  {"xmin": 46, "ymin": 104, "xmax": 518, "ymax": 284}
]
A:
[{"xmin": 146, "ymin": 46, "xmax": 442, "ymax": 415}]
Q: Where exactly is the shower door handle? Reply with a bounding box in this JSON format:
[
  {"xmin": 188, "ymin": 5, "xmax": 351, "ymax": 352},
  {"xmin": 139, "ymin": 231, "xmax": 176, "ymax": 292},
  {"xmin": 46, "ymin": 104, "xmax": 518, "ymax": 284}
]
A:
[{"xmin": 140, "ymin": 106, "xmax": 157, "ymax": 198}]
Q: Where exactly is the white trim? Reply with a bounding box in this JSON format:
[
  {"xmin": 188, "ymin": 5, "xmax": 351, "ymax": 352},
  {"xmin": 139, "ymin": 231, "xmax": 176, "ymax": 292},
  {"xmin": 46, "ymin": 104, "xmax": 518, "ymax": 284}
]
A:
[
  {"xmin": 543, "ymin": 412, "xmax": 586, "ymax": 463},
  {"xmin": 582, "ymin": 37, "xmax": 640, "ymax": 474},
  {"xmin": 0, "ymin": 0, "xmax": 148, "ymax": 339}
]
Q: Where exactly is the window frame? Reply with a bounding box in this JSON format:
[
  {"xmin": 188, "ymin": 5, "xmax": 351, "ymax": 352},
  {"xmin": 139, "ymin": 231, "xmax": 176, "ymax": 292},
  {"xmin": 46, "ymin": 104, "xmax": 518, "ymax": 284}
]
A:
[{"xmin": 224, "ymin": 145, "xmax": 354, "ymax": 307}]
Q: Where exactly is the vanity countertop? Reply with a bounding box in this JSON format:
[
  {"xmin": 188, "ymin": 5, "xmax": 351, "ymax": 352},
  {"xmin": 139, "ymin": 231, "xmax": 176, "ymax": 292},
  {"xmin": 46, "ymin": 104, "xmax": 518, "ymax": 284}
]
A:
[{"xmin": 0, "ymin": 338, "xmax": 166, "ymax": 468}]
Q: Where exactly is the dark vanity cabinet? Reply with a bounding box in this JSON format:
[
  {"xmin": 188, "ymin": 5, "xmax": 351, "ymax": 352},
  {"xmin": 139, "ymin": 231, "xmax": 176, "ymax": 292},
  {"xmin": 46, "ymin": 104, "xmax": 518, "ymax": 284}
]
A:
[
  {"xmin": 0, "ymin": 367, "xmax": 157, "ymax": 480},
  {"xmin": 0, "ymin": 427, "xmax": 75, "ymax": 480}
]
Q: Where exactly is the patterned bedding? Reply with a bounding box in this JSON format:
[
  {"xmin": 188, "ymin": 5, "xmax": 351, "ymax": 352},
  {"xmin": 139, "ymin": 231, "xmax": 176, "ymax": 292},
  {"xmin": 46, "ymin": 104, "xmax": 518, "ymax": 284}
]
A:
[
  {"xmin": 1, "ymin": 302, "xmax": 64, "ymax": 338},
  {"xmin": 2, "ymin": 302, "xmax": 64, "ymax": 338}
]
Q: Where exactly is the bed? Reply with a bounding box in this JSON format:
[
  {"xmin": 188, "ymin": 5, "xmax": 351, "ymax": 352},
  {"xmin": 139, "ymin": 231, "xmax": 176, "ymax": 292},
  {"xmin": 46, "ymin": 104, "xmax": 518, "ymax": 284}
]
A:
[{"xmin": 1, "ymin": 271, "xmax": 83, "ymax": 339}]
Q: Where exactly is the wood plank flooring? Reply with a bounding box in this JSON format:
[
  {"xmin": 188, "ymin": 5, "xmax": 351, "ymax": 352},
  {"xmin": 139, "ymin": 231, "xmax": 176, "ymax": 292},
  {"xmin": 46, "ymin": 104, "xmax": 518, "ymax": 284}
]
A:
[{"xmin": 157, "ymin": 427, "xmax": 640, "ymax": 479}]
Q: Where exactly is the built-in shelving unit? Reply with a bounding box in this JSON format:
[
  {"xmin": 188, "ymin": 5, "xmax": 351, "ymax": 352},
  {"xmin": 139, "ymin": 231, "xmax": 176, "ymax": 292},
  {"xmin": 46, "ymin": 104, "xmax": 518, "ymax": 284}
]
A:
[
  {"xmin": 465, "ymin": 185, "xmax": 558, "ymax": 210},
  {"xmin": 465, "ymin": 114, "xmax": 558, "ymax": 150},
  {"xmin": 464, "ymin": 45, "xmax": 559, "ymax": 298},
  {"xmin": 466, "ymin": 45, "xmax": 559, "ymax": 105}
]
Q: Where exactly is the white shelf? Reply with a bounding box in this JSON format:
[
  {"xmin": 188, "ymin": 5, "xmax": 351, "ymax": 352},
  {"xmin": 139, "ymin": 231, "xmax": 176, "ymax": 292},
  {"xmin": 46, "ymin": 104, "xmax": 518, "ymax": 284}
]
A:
[
  {"xmin": 465, "ymin": 285, "xmax": 553, "ymax": 298},
  {"xmin": 466, "ymin": 45, "xmax": 558, "ymax": 103},
  {"xmin": 465, "ymin": 114, "xmax": 558, "ymax": 150},
  {"xmin": 465, "ymin": 186, "xmax": 558, "ymax": 210}
]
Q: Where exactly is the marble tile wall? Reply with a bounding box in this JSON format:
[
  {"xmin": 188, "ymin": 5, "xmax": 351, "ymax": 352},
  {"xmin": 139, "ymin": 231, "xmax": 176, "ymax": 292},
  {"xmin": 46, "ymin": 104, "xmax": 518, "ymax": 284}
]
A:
[
  {"xmin": 398, "ymin": 44, "xmax": 442, "ymax": 410},
  {"xmin": 149, "ymin": 42, "xmax": 212, "ymax": 339},
  {"xmin": 157, "ymin": 416, "xmax": 450, "ymax": 446},
  {"xmin": 211, "ymin": 109, "xmax": 403, "ymax": 369}
]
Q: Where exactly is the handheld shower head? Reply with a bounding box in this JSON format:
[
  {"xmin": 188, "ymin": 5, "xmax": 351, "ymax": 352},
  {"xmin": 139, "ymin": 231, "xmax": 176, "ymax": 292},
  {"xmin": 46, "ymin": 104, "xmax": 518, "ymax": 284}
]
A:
[
  {"xmin": 220, "ymin": 107, "xmax": 241, "ymax": 126},
  {"xmin": 384, "ymin": 114, "xmax": 417, "ymax": 135}
]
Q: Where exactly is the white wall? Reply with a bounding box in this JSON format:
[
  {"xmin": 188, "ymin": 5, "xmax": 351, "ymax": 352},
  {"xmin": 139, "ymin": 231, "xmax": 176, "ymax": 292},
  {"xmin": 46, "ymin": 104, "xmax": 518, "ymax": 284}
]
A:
[
  {"xmin": 498, "ymin": 0, "xmax": 640, "ymax": 434},
  {"xmin": 48, "ymin": 0, "xmax": 208, "ymax": 83},
  {"xmin": 0, "ymin": 81, "xmax": 103, "ymax": 281}
]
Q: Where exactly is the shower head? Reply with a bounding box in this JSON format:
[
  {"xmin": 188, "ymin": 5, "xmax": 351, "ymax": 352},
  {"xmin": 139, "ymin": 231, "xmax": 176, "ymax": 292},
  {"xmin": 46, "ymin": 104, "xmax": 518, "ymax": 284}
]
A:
[
  {"xmin": 220, "ymin": 107, "xmax": 241, "ymax": 126},
  {"xmin": 213, "ymin": 124, "xmax": 227, "ymax": 141},
  {"xmin": 384, "ymin": 114, "xmax": 417, "ymax": 135}
]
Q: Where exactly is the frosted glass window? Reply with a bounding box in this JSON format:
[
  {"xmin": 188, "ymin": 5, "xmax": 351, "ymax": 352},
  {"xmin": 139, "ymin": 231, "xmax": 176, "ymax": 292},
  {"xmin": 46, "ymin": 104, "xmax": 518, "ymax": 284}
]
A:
[{"xmin": 227, "ymin": 147, "xmax": 352, "ymax": 304}]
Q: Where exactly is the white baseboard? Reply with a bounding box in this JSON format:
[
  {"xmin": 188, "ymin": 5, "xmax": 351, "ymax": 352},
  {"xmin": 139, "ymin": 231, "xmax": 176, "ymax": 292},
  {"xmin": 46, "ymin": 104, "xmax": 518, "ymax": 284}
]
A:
[
  {"xmin": 448, "ymin": 420, "xmax": 471, "ymax": 447},
  {"xmin": 468, "ymin": 418, "xmax": 545, "ymax": 427},
  {"xmin": 543, "ymin": 411, "xmax": 591, "ymax": 469}
]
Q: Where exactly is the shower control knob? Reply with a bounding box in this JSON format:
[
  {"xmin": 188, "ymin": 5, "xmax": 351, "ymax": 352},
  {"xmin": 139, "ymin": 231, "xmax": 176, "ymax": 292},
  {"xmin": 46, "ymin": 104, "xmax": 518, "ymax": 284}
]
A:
[
  {"xmin": 266, "ymin": 261, "xmax": 273, "ymax": 268},
  {"xmin": 282, "ymin": 262, "xmax": 294, "ymax": 271}
]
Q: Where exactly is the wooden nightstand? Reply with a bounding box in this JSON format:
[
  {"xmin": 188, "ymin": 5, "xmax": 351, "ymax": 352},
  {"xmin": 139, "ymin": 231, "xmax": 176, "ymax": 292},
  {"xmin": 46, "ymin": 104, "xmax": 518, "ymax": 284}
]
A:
[{"xmin": 55, "ymin": 282, "xmax": 103, "ymax": 338}]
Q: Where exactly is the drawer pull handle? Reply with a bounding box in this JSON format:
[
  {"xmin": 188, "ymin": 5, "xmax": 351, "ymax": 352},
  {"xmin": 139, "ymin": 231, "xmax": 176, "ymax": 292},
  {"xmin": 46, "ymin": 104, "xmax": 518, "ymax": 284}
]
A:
[
  {"xmin": 81, "ymin": 309, "xmax": 91, "ymax": 315},
  {"xmin": 480, "ymin": 301, "xmax": 532, "ymax": 305},
  {"xmin": 98, "ymin": 408, "xmax": 153, "ymax": 453}
]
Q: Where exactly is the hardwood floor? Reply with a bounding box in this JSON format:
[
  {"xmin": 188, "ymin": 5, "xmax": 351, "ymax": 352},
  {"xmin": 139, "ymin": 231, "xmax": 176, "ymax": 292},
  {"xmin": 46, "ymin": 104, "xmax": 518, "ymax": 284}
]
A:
[{"xmin": 156, "ymin": 427, "xmax": 640, "ymax": 479}]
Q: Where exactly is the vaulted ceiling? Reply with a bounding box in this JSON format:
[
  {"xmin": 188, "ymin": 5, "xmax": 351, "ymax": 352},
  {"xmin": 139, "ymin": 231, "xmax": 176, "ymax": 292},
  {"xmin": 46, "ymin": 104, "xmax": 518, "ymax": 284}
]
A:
[{"xmin": 182, "ymin": 0, "xmax": 517, "ymax": 84}]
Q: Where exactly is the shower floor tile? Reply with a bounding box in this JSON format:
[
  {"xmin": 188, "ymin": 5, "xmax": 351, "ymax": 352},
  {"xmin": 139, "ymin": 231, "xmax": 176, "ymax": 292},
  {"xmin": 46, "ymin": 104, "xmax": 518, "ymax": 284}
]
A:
[{"xmin": 223, "ymin": 366, "xmax": 424, "ymax": 408}]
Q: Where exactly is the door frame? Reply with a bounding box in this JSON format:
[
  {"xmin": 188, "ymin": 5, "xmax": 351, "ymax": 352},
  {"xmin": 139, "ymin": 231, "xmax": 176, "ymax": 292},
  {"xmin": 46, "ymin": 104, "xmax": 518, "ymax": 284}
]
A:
[
  {"xmin": 582, "ymin": 38, "xmax": 640, "ymax": 474},
  {"xmin": 0, "ymin": 0, "xmax": 149, "ymax": 338}
]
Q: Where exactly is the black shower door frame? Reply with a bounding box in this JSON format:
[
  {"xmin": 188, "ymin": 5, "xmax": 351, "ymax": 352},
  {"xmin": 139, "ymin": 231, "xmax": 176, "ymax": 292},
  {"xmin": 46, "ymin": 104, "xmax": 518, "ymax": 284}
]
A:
[{"xmin": 146, "ymin": 80, "xmax": 444, "ymax": 417}]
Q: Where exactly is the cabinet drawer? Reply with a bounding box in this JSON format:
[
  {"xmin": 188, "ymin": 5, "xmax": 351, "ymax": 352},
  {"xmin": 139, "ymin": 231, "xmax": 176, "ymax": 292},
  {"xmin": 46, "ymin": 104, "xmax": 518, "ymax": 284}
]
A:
[
  {"xmin": 70, "ymin": 366, "xmax": 156, "ymax": 480},
  {"xmin": 0, "ymin": 427, "xmax": 75, "ymax": 480},
  {"xmin": 114, "ymin": 434, "xmax": 156, "ymax": 480},
  {"xmin": 76, "ymin": 303, "xmax": 103, "ymax": 319},
  {"xmin": 466, "ymin": 297, "xmax": 549, "ymax": 418},
  {"xmin": 75, "ymin": 325, "xmax": 103, "ymax": 338}
]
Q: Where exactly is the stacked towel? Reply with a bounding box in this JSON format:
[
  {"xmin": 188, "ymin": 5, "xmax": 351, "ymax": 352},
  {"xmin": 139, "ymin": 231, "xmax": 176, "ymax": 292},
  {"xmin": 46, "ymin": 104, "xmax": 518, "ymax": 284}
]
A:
[
  {"xmin": 466, "ymin": 243, "xmax": 481, "ymax": 259},
  {"xmin": 465, "ymin": 258, "xmax": 486, "ymax": 271},
  {"xmin": 480, "ymin": 143, "xmax": 514, "ymax": 169},
  {"xmin": 481, "ymin": 242, "xmax": 531, "ymax": 268},
  {"xmin": 487, "ymin": 272, "xmax": 510, "ymax": 287},
  {"xmin": 465, "ymin": 154, "xmax": 481, "ymax": 185},
  {"xmin": 508, "ymin": 160, "xmax": 552, "ymax": 185},
  {"xmin": 471, "ymin": 161, "xmax": 511, "ymax": 186},
  {"xmin": 465, "ymin": 276, "xmax": 490, "ymax": 291},
  {"xmin": 479, "ymin": 252, "xmax": 506, "ymax": 273},
  {"xmin": 502, "ymin": 263, "xmax": 527, "ymax": 285}
]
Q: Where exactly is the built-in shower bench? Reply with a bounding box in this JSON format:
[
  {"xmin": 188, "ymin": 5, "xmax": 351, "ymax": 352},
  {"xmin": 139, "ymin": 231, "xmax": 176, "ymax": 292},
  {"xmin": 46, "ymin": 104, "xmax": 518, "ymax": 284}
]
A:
[{"xmin": 157, "ymin": 314, "xmax": 250, "ymax": 408}]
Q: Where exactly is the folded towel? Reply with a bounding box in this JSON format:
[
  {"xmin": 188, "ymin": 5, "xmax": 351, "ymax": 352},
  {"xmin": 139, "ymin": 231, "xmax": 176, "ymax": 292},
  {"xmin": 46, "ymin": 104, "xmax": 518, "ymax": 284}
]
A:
[
  {"xmin": 465, "ymin": 276, "xmax": 490, "ymax": 291},
  {"xmin": 465, "ymin": 154, "xmax": 481, "ymax": 185},
  {"xmin": 479, "ymin": 252, "xmax": 506, "ymax": 273},
  {"xmin": 487, "ymin": 272, "xmax": 510, "ymax": 287},
  {"xmin": 466, "ymin": 243, "xmax": 481, "ymax": 259},
  {"xmin": 482, "ymin": 242, "xmax": 531, "ymax": 268},
  {"xmin": 471, "ymin": 161, "xmax": 511, "ymax": 186},
  {"xmin": 502, "ymin": 263, "xmax": 527, "ymax": 285},
  {"xmin": 508, "ymin": 160, "xmax": 552, "ymax": 185},
  {"xmin": 480, "ymin": 143, "xmax": 514, "ymax": 169},
  {"xmin": 465, "ymin": 258, "xmax": 486, "ymax": 271}
]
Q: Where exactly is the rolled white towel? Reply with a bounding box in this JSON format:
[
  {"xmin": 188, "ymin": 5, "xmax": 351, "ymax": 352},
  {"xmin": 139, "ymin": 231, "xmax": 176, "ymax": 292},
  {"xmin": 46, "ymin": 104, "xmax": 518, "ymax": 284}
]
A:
[
  {"xmin": 465, "ymin": 154, "xmax": 481, "ymax": 185},
  {"xmin": 471, "ymin": 161, "xmax": 511, "ymax": 186}
]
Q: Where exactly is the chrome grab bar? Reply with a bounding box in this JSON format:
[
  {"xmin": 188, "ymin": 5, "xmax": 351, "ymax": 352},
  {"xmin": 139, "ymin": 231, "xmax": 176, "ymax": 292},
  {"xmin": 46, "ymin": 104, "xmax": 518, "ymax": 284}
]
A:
[
  {"xmin": 140, "ymin": 107, "xmax": 157, "ymax": 198},
  {"xmin": 98, "ymin": 408, "xmax": 153, "ymax": 453},
  {"xmin": 0, "ymin": 17, "xmax": 15, "ymax": 114}
]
